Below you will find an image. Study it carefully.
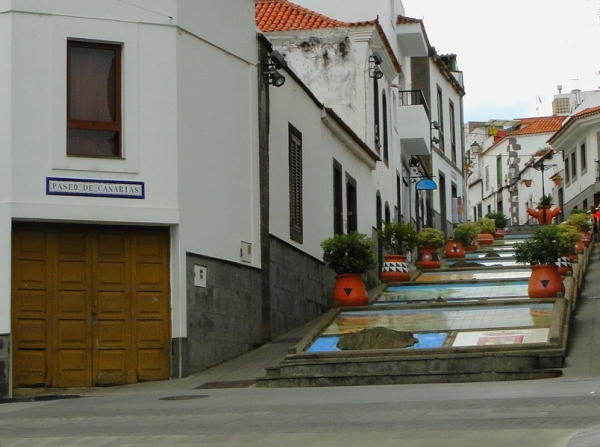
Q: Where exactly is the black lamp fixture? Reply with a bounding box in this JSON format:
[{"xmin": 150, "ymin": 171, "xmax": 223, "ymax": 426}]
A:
[
  {"xmin": 368, "ymin": 52, "xmax": 384, "ymax": 79},
  {"xmin": 265, "ymin": 50, "xmax": 287, "ymax": 87}
]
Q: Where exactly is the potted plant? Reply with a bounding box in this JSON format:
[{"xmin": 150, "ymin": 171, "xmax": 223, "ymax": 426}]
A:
[
  {"xmin": 566, "ymin": 212, "xmax": 593, "ymax": 248},
  {"xmin": 514, "ymin": 225, "xmax": 568, "ymax": 298},
  {"xmin": 556, "ymin": 224, "xmax": 582, "ymax": 275},
  {"xmin": 476, "ymin": 217, "xmax": 497, "ymax": 245},
  {"xmin": 415, "ymin": 227, "xmax": 445, "ymax": 269},
  {"xmin": 485, "ymin": 211, "xmax": 509, "ymax": 239},
  {"xmin": 446, "ymin": 221, "xmax": 479, "ymax": 258},
  {"xmin": 377, "ymin": 221, "xmax": 418, "ymax": 282},
  {"xmin": 527, "ymin": 194, "xmax": 561, "ymax": 224},
  {"xmin": 321, "ymin": 232, "xmax": 377, "ymax": 306}
]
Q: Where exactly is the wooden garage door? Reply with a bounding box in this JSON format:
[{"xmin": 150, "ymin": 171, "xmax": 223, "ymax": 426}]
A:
[{"xmin": 12, "ymin": 223, "xmax": 170, "ymax": 388}]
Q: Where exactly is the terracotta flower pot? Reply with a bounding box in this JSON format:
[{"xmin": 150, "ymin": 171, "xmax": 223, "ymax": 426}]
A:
[
  {"xmin": 528, "ymin": 264, "xmax": 565, "ymax": 298},
  {"xmin": 415, "ymin": 247, "xmax": 441, "ymax": 270},
  {"xmin": 380, "ymin": 254, "xmax": 411, "ymax": 283},
  {"xmin": 477, "ymin": 233, "xmax": 494, "ymax": 245},
  {"xmin": 493, "ymin": 228, "xmax": 505, "ymax": 239},
  {"xmin": 444, "ymin": 240, "xmax": 465, "ymax": 258},
  {"xmin": 555, "ymin": 256, "xmax": 572, "ymax": 277},
  {"xmin": 464, "ymin": 242, "xmax": 479, "ymax": 252},
  {"xmin": 574, "ymin": 240, "xmax": 584, "ymax": 254},
  {"xmin": 333, "ymin": 273, "xmax": 369, "ymax": 306},
  {"xmin": 581, "ymin": 232, "xmax": 591, "ymax": 248}
]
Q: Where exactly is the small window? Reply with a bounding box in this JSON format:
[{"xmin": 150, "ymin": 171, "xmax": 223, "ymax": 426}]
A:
[
  {"xmin": 289, "ymin": 124, "xmax": 303, "ymax": 243},
  {"xmin": 565, "ymin": 157, "xmax": 571, "ymax": 184},
  {"xmin": 346, "ymin": 175, "xmax": 357, "ymax": 233},
  {"xmin": 67, "ymin": 40, "xmax": 122, "ymax": 157},
  {"xmin": 333, "ymin": 160, "xmax": 344, "ymax": 235},
  {"xmin": 581, "ymin": 141, "xmax": 587, "ymax": 173},
  {"xmin": 571, "ymin": 151, "xmax": 577, "ymax": 181}
]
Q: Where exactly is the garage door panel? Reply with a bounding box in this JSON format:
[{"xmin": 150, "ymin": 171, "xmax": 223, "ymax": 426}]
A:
[
  {"xmin": 15, "ymin": 230, "xmax": 46, "ymax": 258},
  {"xmin": 57, "ymin": 232, "xmax": 87, "ymax": 256},
  {"xmin": 97, "ymin": 320, "xmax": 127, "ymax": 346},
  {"xmin": 97, "ymin": 263, "xmax": 126, "ymax": 290},
  {"xmin": 57, "ymin": 290, "xmax": 87, "ymax": 315},
  {"xmin": 137, "ymin": 349, "xmax": 168, "ymax": 381},
  {"xmin": 56, "ymin": 261, "xmax": 87, "ymax": 289},
  {"xmin": 15, "ymin": 290, "xmax": 46, "ymax": 315},
  {"xmin": 16, "ymin": 320, "xmax": 46, "ymax": 346},
  {"xmin": 15, "ymin": 260, "xmax": 47, "ymax": 289},
  {"xmin": 97, "ymin": 351, "xmax": 126, "ymax": 376},
  {"xmin": 57, "ymin": 319, "xmax": 88, "ymax": 346},
  {"xmin": 97, "ymin": 232, "xmax": 127, "ymax": 259},
  {"xmin": 97, "ymin": 291, "xmax": 127, "ymax": 315},
  {"xmin": 136, "ymin": 292, "xmax": 166, "ymax": 316},
  {"xmin": 136, "ymin": 321, "xmax": 164, "ymax": 346},
  {"xmin": 15, "ymin": 350, "xmax": 47, "ymax": 385},
  {"xmin": 56, "ymin": 349, "xmax": 90, "ymax": 388}
]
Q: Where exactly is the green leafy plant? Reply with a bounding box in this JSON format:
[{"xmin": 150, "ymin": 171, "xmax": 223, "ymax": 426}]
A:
[
  {"xmin": 515, "ymin": 224, "xmax": 575, "ymax": 265},
  {"xmin": 570, "ymin": 208, "xmax": 587, "ymax": 216},
  {"xmin": 537, "ymin": 194, "xmax": 554, "ymax": 208},
  {"xmin": 485, "ymin": 211, "xmax": 509, "ymax": 229},
  {"xmin": 476, "ymin": 217, "xmax": 497, "ymax": 235},
  {"xmin": 453, "ymin": 221, "xmax": 480, "ymax": 247},
  {"xmin": 321, "ymin": 232, "xmax": 377, "ymax": 275},
  {"xmin": 417, "ymin": 227, "xmax": 446, "ymax": 249},
  {"xmin": 566, "ymin": 212, "xmax": 592, "ymax": 233},
  {"xmin": 557, "ymin": 224, "xmax": 582, "ymax": 250},
  {"xmin": 377, "ymin": 221, "xmax": 418, "ymax": 255}
]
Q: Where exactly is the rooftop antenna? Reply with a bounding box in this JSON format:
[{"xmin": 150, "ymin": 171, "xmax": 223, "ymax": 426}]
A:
[{"xmin": 557, "ymin": 85, "xmax": 562, "ymax": 94}]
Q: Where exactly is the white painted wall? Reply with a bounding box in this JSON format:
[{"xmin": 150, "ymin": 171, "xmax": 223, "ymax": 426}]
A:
[
  {"xmin": 269, "ymin": 74, "xmax": 376, "ymax": 260},
  {"xmin": 2, "ymin": 1, "xmax": 260, "ymax": 342},
  {"xmin": 0, "ymin": 13, "xmax": 10, "ymax": 333},
  {"xmin": 175, "ymin": 29, "xmax": 259, "ymax": 266}
]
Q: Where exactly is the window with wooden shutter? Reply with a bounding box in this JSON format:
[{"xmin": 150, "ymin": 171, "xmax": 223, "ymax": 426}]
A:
[{"xmin": 289, "ymin": 124, "xmax": 303, "ymax": 243}]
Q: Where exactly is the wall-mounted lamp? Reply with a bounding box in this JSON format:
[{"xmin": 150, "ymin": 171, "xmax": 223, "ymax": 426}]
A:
[
  {"xmin": 265, "ymin": 50, "xmax": 287, "ymax": 87},
  {"xmin": 431, "ymin": 121, "xmax": 440, "ymax": 130},
  {"xmin": 369, "ymin": 52, "xmax": 384, "ymax": 79},
  {"xmin": 470, "ymin": 141, "xmax": 481, "ymax": 155},
  {"xmin": 432, "ymin": 136, "xmax": 440, "ymax": 145}
]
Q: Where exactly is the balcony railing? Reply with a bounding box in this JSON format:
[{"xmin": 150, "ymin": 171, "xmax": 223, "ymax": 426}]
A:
[{"xmin": 398, "ymin": 90, "xmax": 429, "ymax": 118}]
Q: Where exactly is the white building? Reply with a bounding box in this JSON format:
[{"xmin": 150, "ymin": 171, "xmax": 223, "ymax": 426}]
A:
[
  {"xmin": 1, "ymin": 0, "xmax": 264, "ymax": 397},
  {"xmin": 548, "ymin": 93, "xmax": 600, "ymax": 213},
  {"xmin": 465, "ymin": 117, "xmax": 565, "ymax": 225}
]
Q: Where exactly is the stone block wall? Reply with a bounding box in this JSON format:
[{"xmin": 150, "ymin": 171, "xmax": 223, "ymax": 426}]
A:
[
  {"xmin": 0, "ymin": 334, "xmax": 9, "ymax": 398},
  {"xmin": 184, "ymin": 254, "xmax": 263, "ymax": 375},
  {"xmin": 269, "ymin": 236, "xmax": 333, "ymax": 338}
]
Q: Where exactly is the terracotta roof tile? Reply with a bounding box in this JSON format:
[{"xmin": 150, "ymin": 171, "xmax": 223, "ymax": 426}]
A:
[
  {"xmin": 548, "ymin": 105, "xmax": 600, "ymax": 144},
  {"xmin": 511, "ymin": 116, "xmax": 566, "ymax": 136},
  {"xmin": 256, "ymin": 0, "xmax": 353, "ymax": 32},
  {"xmin": 255, "ymin": 0, "xmax": 401, "ymax": 73}
]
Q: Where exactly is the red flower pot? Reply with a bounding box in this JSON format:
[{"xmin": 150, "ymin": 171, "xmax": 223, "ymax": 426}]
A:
[
  {"xmin": 332, "ymin": 273, "xmax": 369, "ymax": 306},
  {"xmin": 380, "ymin": 254, "xmax": 411, "ymax": 283},
  {"xmin": 477, "ymin": 233, "xmax": 494, "ymax": 245},
  {"xmin": 581, "ymin": 232, "xmax": 591, "ymax": 248},
  {"xmin": 416, "ymin": 247, "xmax": 441, "ymax": 270},
  {"xmin": 493, "ymin": 229, "xmax": 505, "ymax": 239},
  {"xmin": 555, "ymin": 256, "xmax": 572, "ymax": 277},
  {"xmin": 444, "ymin": 240, "xmax": 465, "ymax": 258},
  {"xmin": 528, "ymin": 264, "xmax": 565, "ymax": 298}
]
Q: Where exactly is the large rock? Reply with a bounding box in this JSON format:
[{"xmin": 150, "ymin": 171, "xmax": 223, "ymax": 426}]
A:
[{"xmin": 337, "ymin": 326, "xmax": 418, "ymax": 350}]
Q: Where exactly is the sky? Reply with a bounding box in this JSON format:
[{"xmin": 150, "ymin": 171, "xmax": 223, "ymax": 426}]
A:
[{"xmin": 401, "ymin": 0, "xmax": 600, "ymax": 123}]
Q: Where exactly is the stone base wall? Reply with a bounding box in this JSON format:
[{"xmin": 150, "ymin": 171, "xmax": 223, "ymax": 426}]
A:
[
  {"xmin": 0, "ymin": 334, "xmax": 9, "ymax": 399},
  {"xmin": 184, "ymin": 254, "xmax": 262, "ymax": 375},
  {"xmin": 269, "ymin": 237, "xmax": 333, "ymax": 338}
]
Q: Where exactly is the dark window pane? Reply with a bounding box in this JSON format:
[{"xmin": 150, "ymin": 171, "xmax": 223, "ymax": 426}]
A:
[
  {"xmin": 67, "ymin": 129, "xmax": 119, "ymax": 157},
  {"xmin": 69, "ymin": 46, "xmax": 117, "ymax": 122}
]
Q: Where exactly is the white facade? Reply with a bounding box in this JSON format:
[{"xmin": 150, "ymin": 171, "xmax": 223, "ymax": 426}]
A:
[{"xmin": 0, "ymin": 0, "xmax": 259, "ymax": 392}]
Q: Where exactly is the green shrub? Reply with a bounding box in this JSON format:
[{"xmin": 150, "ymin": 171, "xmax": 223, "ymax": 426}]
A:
[
  {"xmin": 417, "ymin": 228, "xmax": 446, "ymax": 249},
  {"xmin": 377, "ymin": 221, "xmax": 418, "ymax": 254},
  {"xmin": 453, "ymin": 222, "xmax": 480, "ymax": 247},
  {"xmin": 321, "ymin": 232, "xmax": 377, "ymax": 275},
  {"xmin": 477, "ymin": 217, "xmax": 497, "ymax": 235},
  {"xmin": 514, "ymin": 224, "xmax": 575, "ymax": 265}
]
